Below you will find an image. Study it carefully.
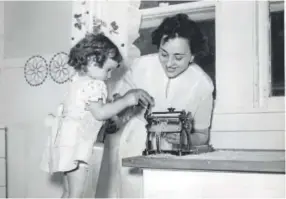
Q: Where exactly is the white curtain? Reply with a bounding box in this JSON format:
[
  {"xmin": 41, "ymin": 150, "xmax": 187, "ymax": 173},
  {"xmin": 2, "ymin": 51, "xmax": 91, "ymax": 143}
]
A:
[{"xmin": 71, "ymin": 0, "xmax": 142, "ymax": 67}]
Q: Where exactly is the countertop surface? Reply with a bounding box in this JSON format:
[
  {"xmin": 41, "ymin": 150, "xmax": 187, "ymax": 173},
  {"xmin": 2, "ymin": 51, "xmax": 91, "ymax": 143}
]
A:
[{"xmin": 122, "ymin": 149, "xmax": 285, "ymax": 174}]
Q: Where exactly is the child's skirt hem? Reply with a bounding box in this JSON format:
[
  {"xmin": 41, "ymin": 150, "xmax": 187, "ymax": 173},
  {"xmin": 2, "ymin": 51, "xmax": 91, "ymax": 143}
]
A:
[{"xmin": 40, "ymin": 144, "xmax": 92, "ymax": 174}]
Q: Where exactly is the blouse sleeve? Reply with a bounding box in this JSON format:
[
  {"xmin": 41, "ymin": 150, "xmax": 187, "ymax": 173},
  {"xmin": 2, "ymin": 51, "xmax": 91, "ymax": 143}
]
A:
[
  {"xmin": 78, "ymin": 80, "xmax": 108, "ymax": 104},
  {"xmin": 191, "ymin": 75, "xmax": 214, "ymax": 130},
  {"xmin": 112, "ymin": 58, "xmax": 141, "ymax": 96},
  {"xmin": 193, "ymin": 93, "xmax": 214, "ymax": 130}
]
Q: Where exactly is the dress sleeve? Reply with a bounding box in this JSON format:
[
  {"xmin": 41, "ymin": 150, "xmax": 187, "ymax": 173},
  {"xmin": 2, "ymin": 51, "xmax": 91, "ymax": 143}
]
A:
[{"xmin": 78, "ymin": 80, "xmax": 108, "ymax": 104}]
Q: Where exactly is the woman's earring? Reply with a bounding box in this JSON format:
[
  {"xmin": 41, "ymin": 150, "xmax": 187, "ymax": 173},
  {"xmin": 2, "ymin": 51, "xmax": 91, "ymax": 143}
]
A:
[{"xmin": 189, "ymin": 56, "xmax": 195, "ymax": 64}]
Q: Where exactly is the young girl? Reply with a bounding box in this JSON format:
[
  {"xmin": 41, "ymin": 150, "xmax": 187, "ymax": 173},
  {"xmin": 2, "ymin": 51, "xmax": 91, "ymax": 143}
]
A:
[{"xmin": 40, "ymin": 33, "xmax": 154, "ymax": 198}]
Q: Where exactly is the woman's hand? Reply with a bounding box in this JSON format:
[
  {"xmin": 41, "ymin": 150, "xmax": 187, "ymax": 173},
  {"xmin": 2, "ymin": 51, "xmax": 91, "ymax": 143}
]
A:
[
  {"xmin": 122, "ymin": 89, "xmax": 155, "ymax": 107},
  {"xmin": 164, "ymin": 133, "xmax": 182, "ymax": 145},
  {"xmin": 164, "ymin": 112, "xmax": 193, "ymax": 145}
]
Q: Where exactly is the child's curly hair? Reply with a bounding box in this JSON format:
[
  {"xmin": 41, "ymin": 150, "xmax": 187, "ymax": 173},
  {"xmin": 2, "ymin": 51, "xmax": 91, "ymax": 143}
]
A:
[
  {"xmin": 68, "ymin": 33, "xmax": 122, "ymax": 72},
  {"xmin": 151, "ymin": 13, "xmax": 206, "ymax": 57}
]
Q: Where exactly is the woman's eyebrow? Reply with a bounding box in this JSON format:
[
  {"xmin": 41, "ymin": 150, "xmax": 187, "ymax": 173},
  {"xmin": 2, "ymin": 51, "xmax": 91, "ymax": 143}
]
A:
[
  {"xmin": 160, "ymin": 48, "xmax": 185, "ymax": 55},
  {"xmin": 160, "ymin": 47, "xmax": 168, "ymax": 53},
  {"xmin": 174, "ymin": 53, "xmax": 186, "ymax": 56}
]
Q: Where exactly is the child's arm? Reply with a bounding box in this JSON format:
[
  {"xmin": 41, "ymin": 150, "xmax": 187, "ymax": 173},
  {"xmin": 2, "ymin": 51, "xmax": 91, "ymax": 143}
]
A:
[
  {"xmin": 87, "ymin": 89, "xmax": 154, "ymax": 121},
  {"xmin": 87, "ymin": 98, "xmax": 129, "ymax": 121}
]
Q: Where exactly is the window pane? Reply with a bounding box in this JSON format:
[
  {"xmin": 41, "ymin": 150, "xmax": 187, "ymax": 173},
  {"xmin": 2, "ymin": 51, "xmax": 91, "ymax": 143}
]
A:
[
  {"xmin": 139, "ymin": 1, "xmax": 198, "ymax": 9},
  {"xmin": 270, "ymin": 9, "xmax": 284, "ymax": 96},
  {"xmin": 134, "ymin": 19, "xmax": 216, "ymax": 98}
]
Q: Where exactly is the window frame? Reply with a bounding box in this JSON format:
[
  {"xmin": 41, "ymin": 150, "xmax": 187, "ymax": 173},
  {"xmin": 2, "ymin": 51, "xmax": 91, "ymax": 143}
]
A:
[
  {"xmin": 140, "ymin": 1, "xmax": 216, "ymax": 29},
  {"xmin": 254, "ymin": 0, "xmax": 284, "ymax": 111},
  {"xmin": 139, "ymin": 0, "xmax": 285, "ymax": 114},
  {"xmin": 137, "ymin": 1, "xmax": 284, "ymax": 141}
]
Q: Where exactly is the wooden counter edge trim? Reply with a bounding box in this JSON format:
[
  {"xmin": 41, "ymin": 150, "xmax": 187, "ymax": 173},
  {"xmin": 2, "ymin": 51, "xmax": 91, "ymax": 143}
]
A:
[{"xmin": 122, "ymin": 156, "xmax": 285, "ymax": 174}]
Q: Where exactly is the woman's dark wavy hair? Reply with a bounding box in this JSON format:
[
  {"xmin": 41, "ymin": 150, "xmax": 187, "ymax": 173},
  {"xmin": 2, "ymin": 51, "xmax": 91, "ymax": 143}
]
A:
[
  {"xmin": 68, "ymin": 33, "xmax": 122, "ymax": 72},
  {"xmin": 152, "ymin": 13, "xmax": 206, "ymax": 56}
]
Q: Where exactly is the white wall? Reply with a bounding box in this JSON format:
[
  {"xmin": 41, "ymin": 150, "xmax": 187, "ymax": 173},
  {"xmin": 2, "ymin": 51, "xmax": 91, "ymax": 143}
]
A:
[
  {"xmin": 0, "ymin": 63, "xmax": 68, "ymax": 198},
  {"xmin": 0, "ymin": 1, "xmax": 72, "ymax": 197},
  {"xmin": 0, "ymin": 1, "xmax": 3, "ymax": 61},
  {"xmin": 4, "ymin": 1, "xmax": 72, "ymax": 59},
  {"xmin": 144, "ymin": 170, "xmax": 285, "ymax": 198},
  {"xmin": 0, "ymin": 0, "xmax": 284, "ymax": 198}
]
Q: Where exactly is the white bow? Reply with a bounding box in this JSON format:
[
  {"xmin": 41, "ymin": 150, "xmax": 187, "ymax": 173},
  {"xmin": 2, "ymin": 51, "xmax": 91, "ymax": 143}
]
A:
[{"xmin": 45, "ymin": 103, "xmax": 64, "ymax": 174}]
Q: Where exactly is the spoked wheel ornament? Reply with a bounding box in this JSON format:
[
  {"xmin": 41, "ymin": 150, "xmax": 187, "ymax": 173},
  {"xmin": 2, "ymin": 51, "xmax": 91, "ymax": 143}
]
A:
[
  {"xmin": 49, "ymin": 52, "xmax": 75, "ymax": 84},
  {"xmin": 24, "ymin": 55, "xmax": 49, "ymax": 87}
]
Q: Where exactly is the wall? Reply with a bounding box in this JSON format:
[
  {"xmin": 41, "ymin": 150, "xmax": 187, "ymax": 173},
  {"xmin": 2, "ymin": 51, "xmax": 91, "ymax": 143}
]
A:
[
  {"xmin": 144, "ymin": 169, "xmax": 285, "ymax": 198},
  {"xmin": 0, "ymin": 1, "xmax": 72, "ymax": 197},
  {"xmin": 0, "ymin": 1, "xmax": 3, "ymax": 61},
  {"xmin": 4, "ymin": 1, "xmax": 72, "ymax": 59},
  {"xmin": 0, "ymin": 62, "xmax": 68, "ymax": 198}
]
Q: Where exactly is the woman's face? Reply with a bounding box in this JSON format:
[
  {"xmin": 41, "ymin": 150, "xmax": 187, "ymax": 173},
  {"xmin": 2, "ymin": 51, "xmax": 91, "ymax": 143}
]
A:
[{"xmin": 158, "ymin": 36, "xmax": 194, "ymax": 79}]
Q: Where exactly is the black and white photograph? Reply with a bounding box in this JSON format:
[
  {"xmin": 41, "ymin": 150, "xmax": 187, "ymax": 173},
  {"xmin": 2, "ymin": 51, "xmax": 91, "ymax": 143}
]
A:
[{"xmin": 0, "ymin": 0, "xmax": 285, "ymax": 198}]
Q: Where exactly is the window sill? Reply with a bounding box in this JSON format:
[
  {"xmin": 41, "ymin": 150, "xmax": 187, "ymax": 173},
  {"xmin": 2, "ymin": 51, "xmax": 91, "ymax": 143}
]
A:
[{"xmin": 140, "ymin": 1, "xmax": 215, "ymax": 28}]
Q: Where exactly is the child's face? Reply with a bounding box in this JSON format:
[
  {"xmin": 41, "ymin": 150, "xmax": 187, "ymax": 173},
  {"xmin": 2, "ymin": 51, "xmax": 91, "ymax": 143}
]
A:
[{"xmin": 86, "ymin": 56, "xmax": 119, "ymax": 81}]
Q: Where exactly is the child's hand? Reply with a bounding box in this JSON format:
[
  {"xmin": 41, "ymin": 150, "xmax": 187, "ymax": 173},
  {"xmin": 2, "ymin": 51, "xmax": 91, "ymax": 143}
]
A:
[
  {"xmin": 112, "ymin": 93, "xmax": 122, "ymax": 101},
  {"xmin": 123, "ymin": 89, "xmax": 155, "ymax": 107}
]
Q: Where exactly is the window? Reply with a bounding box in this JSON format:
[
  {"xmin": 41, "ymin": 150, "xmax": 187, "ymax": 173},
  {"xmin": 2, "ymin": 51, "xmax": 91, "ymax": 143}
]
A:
[
  {"xmin": 135, "ymin": 1, "xmax": 216, "ymax": 98},
  {"xmin": 254, "ymin": 1, "xmax": 284, "ymax": 110},
  {"xmin": 139, "ymin": 1, "xmax": 197, "ymax": 9},
  {"xmin": 270, "ymin": 2, "xmax": 284, "ymax": 96}
]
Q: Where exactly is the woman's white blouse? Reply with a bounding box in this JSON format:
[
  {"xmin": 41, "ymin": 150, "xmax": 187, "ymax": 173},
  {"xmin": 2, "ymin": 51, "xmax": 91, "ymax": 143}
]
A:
[{"xmin": 115, "ymin": 53, "xmax": 214, "ymax": 130}]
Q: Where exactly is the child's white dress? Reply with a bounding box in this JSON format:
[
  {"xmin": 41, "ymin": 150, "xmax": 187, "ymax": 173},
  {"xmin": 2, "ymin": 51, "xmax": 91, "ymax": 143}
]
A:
[{"xmin": 41, "ymin": 74, "xmax": 107, "ymax": 173}]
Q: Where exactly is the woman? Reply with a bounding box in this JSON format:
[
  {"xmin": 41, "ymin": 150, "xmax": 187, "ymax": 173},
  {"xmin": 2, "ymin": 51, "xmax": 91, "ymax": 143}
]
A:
[{"xmin": 91, "ymin": 13, "xmax": 214, "ymax": 198}]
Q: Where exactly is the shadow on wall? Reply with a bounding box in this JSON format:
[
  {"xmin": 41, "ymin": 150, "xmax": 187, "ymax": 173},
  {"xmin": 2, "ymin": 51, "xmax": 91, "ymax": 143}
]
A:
[{"xmin": 50, "ymin": 173, "xmax": 63, "ymax": 186}]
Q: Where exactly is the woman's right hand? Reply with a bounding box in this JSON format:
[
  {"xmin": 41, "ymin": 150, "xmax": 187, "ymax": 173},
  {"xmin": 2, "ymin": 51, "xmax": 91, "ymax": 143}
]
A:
[{"xmin": 123, "ymin": 89, "xmax": 155, "ymax": 107}]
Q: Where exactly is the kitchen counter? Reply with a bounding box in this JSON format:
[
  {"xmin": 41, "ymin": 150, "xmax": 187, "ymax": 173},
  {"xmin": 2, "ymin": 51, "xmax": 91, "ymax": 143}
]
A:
[
  {"xmin": 122, "ymin": 149, "xmax": 285, "ymax": 173},
  {"xmin": 122, "ymin": 149, "xmax": 285, "ymax": 198}
]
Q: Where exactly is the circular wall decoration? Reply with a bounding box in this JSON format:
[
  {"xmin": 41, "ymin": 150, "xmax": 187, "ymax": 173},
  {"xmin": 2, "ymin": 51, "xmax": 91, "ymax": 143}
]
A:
[
  {"xmin": 24, "ymin": 55, "xmax": 49, "ymax": 86},
  {"xmin": 49, "ymin": 52, "xmax": 75, "ymax": 84}
]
